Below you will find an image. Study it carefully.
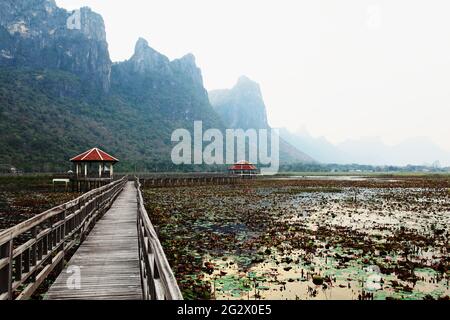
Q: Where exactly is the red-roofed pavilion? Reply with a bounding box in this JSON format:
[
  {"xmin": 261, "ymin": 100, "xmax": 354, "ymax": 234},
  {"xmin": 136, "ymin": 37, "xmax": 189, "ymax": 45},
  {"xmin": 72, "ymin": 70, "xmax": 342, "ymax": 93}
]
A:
[
  {"xmin": 70, "ymin": 147, "xmax": 119, "ymax": 179},
  {"xmin": 228, "ymin": 160, "xmax": 258, "ymax": 178}
]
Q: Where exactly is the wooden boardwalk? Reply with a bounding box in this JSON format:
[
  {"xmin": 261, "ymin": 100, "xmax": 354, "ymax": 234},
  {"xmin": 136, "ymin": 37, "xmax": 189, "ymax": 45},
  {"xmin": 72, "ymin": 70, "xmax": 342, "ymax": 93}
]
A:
[{"xmin": 45, "ymin": 182, "xmax": 142, "ymax": 300}]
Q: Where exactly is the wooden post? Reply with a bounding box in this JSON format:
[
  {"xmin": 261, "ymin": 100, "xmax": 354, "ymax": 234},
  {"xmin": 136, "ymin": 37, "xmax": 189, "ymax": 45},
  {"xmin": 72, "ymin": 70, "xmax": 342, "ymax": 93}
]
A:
[
  {"xmin": 23, "ymin": 249, "xmax": 30, "ymax": 275},
  {"xmin": 56, "ymin": 209, "xmax": 67, "ymax": 273},
  {"xmin": 0, "ymin": 240, "xmax": 13, "ymax": 299},
  {"xmin": 30, "ymin": 227, "xmax": 37, "ymax": 274}
]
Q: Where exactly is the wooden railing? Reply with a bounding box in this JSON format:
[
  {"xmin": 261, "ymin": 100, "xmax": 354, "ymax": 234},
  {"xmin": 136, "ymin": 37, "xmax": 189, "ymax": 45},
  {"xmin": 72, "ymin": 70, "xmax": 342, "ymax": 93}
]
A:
[
  {"xmin": 135, "ymin": 177, "xmax": 183, "ymax": 300},
  {"xmin": 0, "ymin": 176, "xmax": 127, "ymax": 300}
]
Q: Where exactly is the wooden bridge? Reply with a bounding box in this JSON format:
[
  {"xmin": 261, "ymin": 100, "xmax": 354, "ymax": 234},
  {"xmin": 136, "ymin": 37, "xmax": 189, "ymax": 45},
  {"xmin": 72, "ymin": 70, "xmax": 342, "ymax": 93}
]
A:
[
  {"xmin": 0, "ymin": 174, "xmax": 221, "ymax": 300},
  {"xmin": 44, "ymin": 181, "xmax": 142, "ymax": 300}
]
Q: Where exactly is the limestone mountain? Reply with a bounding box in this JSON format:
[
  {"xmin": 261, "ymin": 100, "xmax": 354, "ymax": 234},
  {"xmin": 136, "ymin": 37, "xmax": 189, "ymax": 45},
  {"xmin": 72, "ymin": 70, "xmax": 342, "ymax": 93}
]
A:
[
  {"xmin": 0, "ymin": 0, "xmax": 111, "ymax": 91},
  {"xmin": 0, "ymin": 0, "xmax": 224, "ymax": 171},
  {"xmin": 209, "ymin": 76, "xmax": 269, "ymax": 129},
  {"xmin": 0, "ymin": 0, "xmax": 312, "ymax": 171},
  {"xmin": 209, "ymin": 77, "xmax": 314, "ymax": 164},
  {"xmin": 111, "ymin": 38, "xmax": 219, "ymax": 126}
]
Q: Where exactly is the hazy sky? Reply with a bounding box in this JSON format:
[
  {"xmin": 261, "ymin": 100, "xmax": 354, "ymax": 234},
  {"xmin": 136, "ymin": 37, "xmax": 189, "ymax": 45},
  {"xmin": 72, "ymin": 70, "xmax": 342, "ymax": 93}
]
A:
[{"xmin": 56, "ymin": 0, "xmax": 450, "ymax": 151}]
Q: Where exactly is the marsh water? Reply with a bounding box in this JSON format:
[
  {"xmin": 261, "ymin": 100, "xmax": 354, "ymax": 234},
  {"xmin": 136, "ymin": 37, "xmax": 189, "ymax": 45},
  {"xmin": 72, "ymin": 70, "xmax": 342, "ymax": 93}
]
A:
[{"xmin": 144, "ymin": 176, "xmax": 449, "ymax": 300}]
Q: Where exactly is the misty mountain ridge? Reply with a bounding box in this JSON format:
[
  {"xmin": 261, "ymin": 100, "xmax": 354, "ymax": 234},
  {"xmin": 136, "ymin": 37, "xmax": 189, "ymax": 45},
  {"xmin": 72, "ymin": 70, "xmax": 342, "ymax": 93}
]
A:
[
  {"xmin": 209, "ymin": 76, "xmax": 269, "ymax": 130},
  {"xmin": 281, "ymin": 128, "xmax": 450, "ymax": 166},
  {"xmin": 209, "ymin": 77, "xmax": 315, "ymax": 164},
  {"xmin": 339, "ymin": 136, "xmax": 450, "ymax": 167}
]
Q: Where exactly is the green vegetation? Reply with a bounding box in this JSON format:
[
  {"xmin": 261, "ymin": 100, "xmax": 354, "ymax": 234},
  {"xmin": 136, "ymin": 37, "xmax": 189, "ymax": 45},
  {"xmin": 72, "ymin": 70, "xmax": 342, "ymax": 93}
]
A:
[
  {"xmin": 0, "ymin": 174, "xmax": 54, "ymax": 191},
  {"xmin": 143, "ymin": 177, "xmax": 450, "ymax": 300},
  {"xmin": 0, "ymin": 66, "xmax": 223, "ymax": 172},
  {"xmin": 1, "ymin": 66, "xmax": 448, "ymax": 174},
  {"xmin": 0, "ymin": 175, "xmax": 79, "ymax": 230}
]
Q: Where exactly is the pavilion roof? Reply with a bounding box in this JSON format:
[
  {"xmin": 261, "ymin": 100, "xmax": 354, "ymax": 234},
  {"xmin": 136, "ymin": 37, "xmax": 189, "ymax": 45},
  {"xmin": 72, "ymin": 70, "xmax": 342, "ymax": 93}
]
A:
[
  {"xmin": 70, "ymin": 147, "xmax": 119, "ymax": 163},
  {"xmin": 229, "ymin": 160, "xmax": 257, "ymax": 171}
]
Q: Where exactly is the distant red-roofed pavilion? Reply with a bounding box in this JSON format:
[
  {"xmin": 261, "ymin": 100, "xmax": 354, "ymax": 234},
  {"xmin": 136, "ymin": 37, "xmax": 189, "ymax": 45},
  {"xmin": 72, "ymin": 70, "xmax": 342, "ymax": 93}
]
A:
[
  {"xmin": 70, "ymin": 147, "xmax": 119, "ymax": 179},
  {"xmin": 228, "ymin": 160, "xmax": 258, "ymax": 178}
]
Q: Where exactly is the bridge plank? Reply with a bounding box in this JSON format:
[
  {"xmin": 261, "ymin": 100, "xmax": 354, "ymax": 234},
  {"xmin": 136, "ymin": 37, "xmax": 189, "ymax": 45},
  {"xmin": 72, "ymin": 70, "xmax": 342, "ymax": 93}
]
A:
[{"xmin": 45, "ymin": 182, "xmax": 142, "ymax": 300}]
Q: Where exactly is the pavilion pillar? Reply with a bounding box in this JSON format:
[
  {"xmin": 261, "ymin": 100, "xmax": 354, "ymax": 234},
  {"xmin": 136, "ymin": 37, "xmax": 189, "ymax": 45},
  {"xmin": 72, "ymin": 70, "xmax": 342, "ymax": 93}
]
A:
[
  {"xmin": 84, "ymin": 164, "xmax": 87, "ymax": 177},
  {"xmin": 99, "ymin": 163, "xmax": 102, "ymax": 178},
  {"xmin": 110, "ymin": 164, "xmax": 114, "ymax": 178}
]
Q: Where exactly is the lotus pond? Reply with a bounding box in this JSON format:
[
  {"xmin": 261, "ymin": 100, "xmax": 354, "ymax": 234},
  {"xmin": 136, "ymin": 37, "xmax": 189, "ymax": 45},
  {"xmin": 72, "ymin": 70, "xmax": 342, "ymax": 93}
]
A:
[
  {"xmin": 0, "ymin": 175, "xmax": 80, "ymax": 231},
  {"xmin": 144, "ymin": 176, "xmax": 449, "ymax": 300}
]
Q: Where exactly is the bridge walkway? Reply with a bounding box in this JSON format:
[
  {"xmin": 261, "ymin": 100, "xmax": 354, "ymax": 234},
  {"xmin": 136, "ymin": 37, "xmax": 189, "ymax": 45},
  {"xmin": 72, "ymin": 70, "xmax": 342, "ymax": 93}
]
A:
[{"xmin": 45, "ymin": 182, "xmax": 142, "ymax": 300}]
